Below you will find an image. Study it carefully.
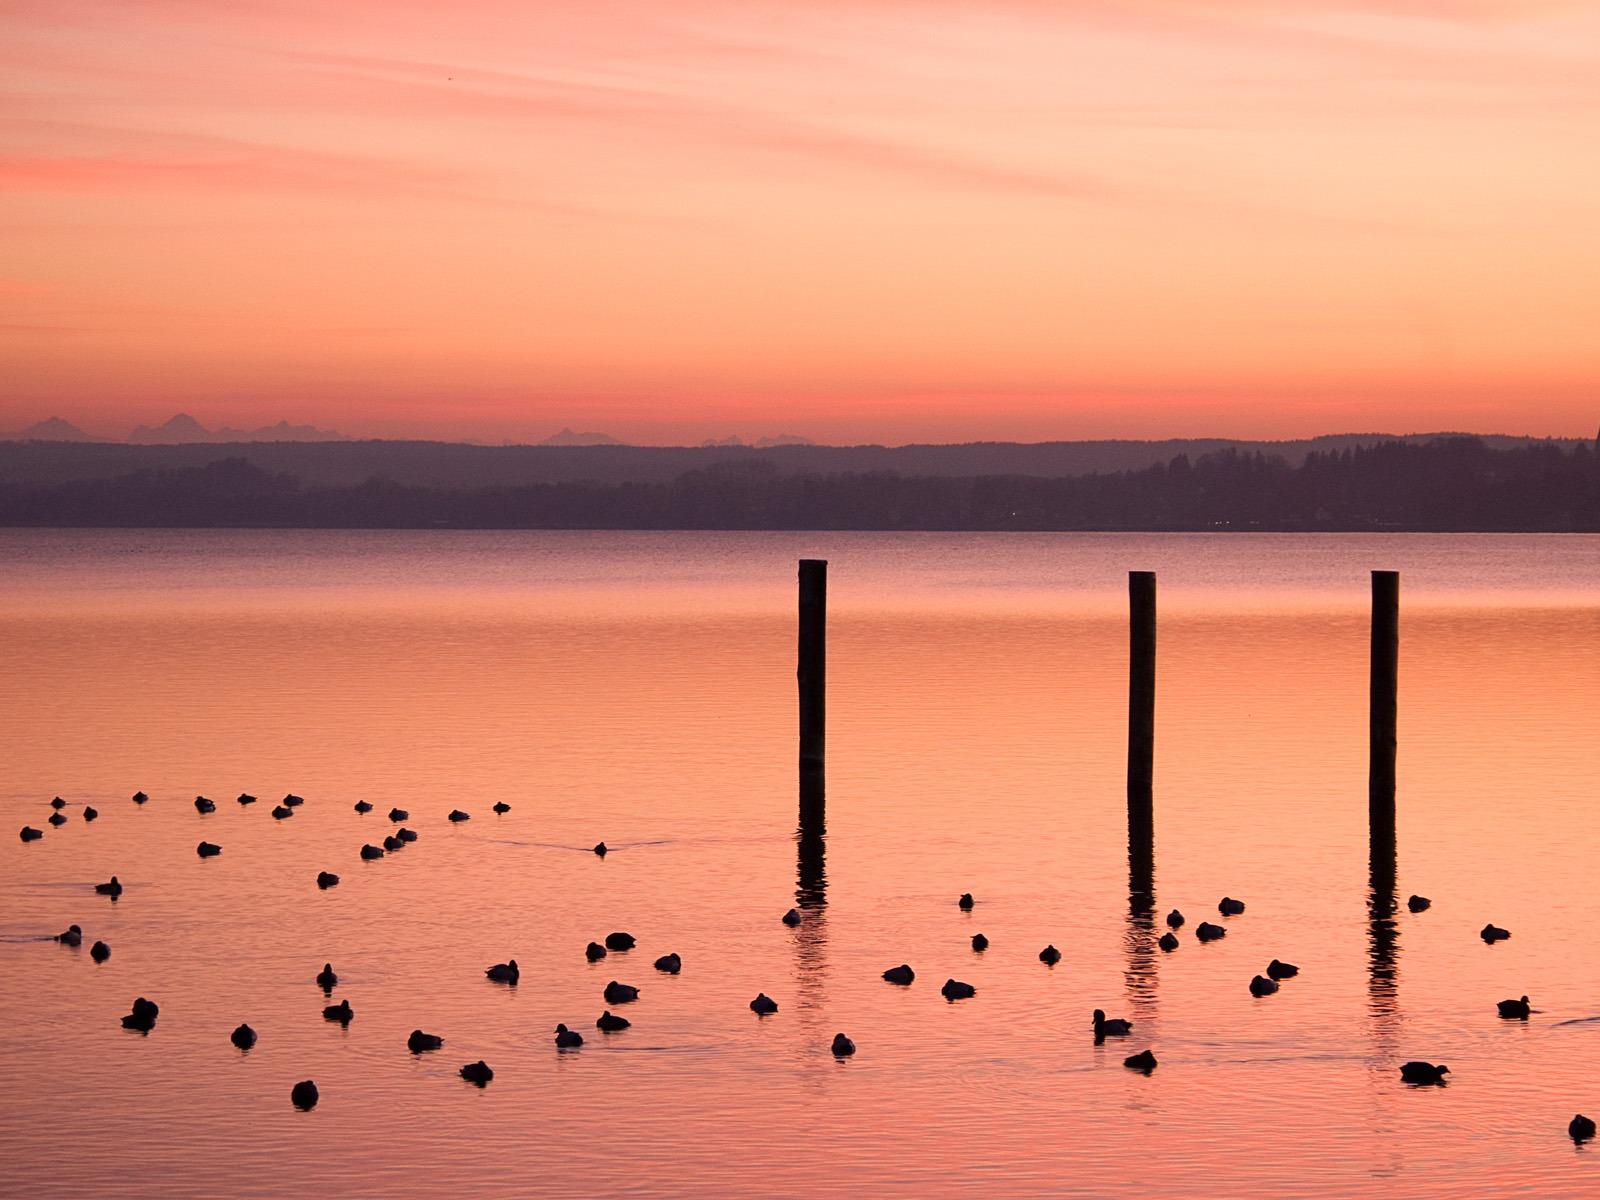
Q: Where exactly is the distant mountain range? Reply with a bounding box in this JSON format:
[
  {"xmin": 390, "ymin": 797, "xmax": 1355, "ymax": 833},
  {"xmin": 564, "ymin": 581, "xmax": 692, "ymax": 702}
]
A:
[{"xmin": 0, "ymin": 414, "xmax": 349, "ymax": 444}]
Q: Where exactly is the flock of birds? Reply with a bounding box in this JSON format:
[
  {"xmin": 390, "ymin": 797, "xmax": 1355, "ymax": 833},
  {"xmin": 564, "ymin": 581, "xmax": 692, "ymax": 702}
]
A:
[{"xmin": 17, "ymin": 789, "xmax": 1597, "ymax": 1144}]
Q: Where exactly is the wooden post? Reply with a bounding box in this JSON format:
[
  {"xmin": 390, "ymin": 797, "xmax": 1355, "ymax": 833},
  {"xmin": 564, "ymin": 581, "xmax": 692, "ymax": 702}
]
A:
[
  {"xmin": 1127, "ymin": 571, "xmax": 1156, "ymax": 840},
  {"xmin": 798, "ymin": 559, "xmax": 826, "ymax": 771},
  {"xmin": 1369, "ymin": 570, "xmax": 1398, "ymax": 831}
]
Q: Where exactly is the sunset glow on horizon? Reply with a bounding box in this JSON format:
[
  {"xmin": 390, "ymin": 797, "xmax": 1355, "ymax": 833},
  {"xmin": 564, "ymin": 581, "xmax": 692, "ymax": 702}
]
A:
[{"xmin": 4, "ymin": 0, "xmax": 1599, "ymax": 445}]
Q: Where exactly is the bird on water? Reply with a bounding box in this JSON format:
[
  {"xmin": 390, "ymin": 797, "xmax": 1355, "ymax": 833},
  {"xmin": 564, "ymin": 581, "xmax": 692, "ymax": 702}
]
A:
[
  {"xmin": 605, "ymin": 932, "xmax": 635, "ymax": 951},
  {"xmin": 1093, "ymin": 1010, "xmax": 1132, "ymax": 1039},
  {"xmin": 48, "ymin": 812, "xmax": 67, "ymax": 827},
  {"xmin": 554, "ymin": 1024, "xmax": 584, "ymax": 1048},
  {"xmin": 1165, "ymin": 910, "xmax": 1184, "ymax": 929},
  {"xmin": 1408, "ymin": 895, "xmax": 1431, "ymax": 912},
  {"xmin": 654, "ymin": 952, "xmax": 682, "ymax": 974},
  {"xmin": 1571, "ymin": 1114, "xmax": 1596, "ymax": 1143},
  {"xmin": 597, "ymin": 1011, "xmax": 630, "ymax": 1031},
  {"xmin": 941, "ymin": 979, "xmax": 976, "ymax": 1001},
  {"xmin": 1196, "ymin": 922, "xmax": 1226, "ymax": 942},
  {"xmin": 1266, "ymin": 960, "xmax": 1299, "ymax": 980},
  {"xmin": 231, "ymin": 1023, "xmax": 257, "ymax": 1050},
  {"xmin": 1249, "ymin": 975, "xmax": 1279, "ymax": 997},
  {"xmin": 83, "ymin": 806, "xmax": 98, "ymax": 822},
  {"xmin": 291, "ymin": 1080, "xmax": 318, "ymax": 1110},
  {"xmin": 353, "ymin": 801, "xmax": 373, "ymax": 813},
  {"xmin": 55, "ymin": 925, "xmax": 82, "ymax": 946},
  {"xmin": 323, "ymin": 999, "xmax": 353, "ymax": 1025},
  {"xmin": 316, "ymin": 963, "xmax": 338, "ymax": 990},
  {"xmin": 1218, "ymin": 897, "xmax": 1245, "ymax": 916},
  {"xmin": 1158, "ymin": 932, "xmax": 1179, "ymax": 952},
  {"xmin": 586, "ymin": 941, "xmax": 607, "ymax": 962},
  {"xmin": 485, "ymin": 959, "xmax": 519, "ymax": 984},
  {"xmin": 90, "ymin": 940, "xmax": 110, "ymax": 962},
  {"xmin": 447, "ymin": 810, "xmax": 470, "ymax": 822},
  {"xmin": 492, "ymin": 801, "xmax": 510, "ymax": 814},
  {"xmin": 20, "ymin": 826, "xmax": 43, "ymax": 842},
  {"xmin": 95, "ymin": 876, "xmax": 122, "ymax": 896},
  {"xmin": 409, "ymin": 1030, "xmax": 443, "ymax": 1053},
  {"xmin": 50, "ymin": 797, "xmax": 67, "ymax": 810},
  {"xmin": 1124, "ymin": 1050, "xmax": 1157, "ymax": 1073},
  {"xmin": 750, "ymin": 993, "xmax": 778, "ymax": 1015},
  {"xmin": 194, "ymin": 796, "xmax": 215, "ymax": 813},
  {"xmin": 882, "ymin": 964, "xmax": 915, "ymax": 985},
  {"xmin": 1481, "ymin": 924, "xmax": 1511, "ymax": 943},
  {"xmin": 121, "ymin": 997, "xmax": 159, "ymax": 1032},
  {"xmin": 1039, "ymin": 945, "xmax": 1061, "ymax": 965},
  {"xmin": 1399, "ymin": 1061, "xmax": 1449, "ymax": 1085},
  {"xmin": 1497, "ymin": 996, "xmax": 1531, "ymax": 1020},
  {"xmin": 459, "ymin": 1060, "xmax": 493, "ymax": 1085},
  {"xmin": 971, "ymin": 933, "xmax": 989, "ymax": 952},
  {"xmin": 603, "ymin": 980, "xmax": 639, "ymax": 1004},
  {"xmin": 958, "ymin": 893, "xmax": 974, "ymax": 910},
  {"xmin": 781, "ymin": 908, "xmax": 801, "ymax": 926},
  {"xmin": 831, "ymin": 1033, "xmax": 855, "ymax": 1057},
  {"xmin": 316, "ymin": 871, "xmax": 339, "ymax": 889}
]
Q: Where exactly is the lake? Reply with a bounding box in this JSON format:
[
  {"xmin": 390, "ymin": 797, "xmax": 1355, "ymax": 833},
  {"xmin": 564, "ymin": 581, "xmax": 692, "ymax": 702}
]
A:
[{"xmin": 2, "ymin": 530, "xmax": 1597, "ymax": 1198}]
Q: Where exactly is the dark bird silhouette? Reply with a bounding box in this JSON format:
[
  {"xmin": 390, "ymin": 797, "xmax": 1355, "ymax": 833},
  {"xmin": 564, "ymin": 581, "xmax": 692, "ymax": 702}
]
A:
[
  {"xmin": 1497, "ymin": 995, "xmax": 1531, "ymax": 1020},
  {"xmin": 492, "ymin": 802, "xmax": 510, "ymax": 814},
  {"xmin": 941, "ymin": 979, "xmax": 976, "ymax": 1001},
  {"xmin": 554, "ymin": 1024, "xmax": 583, "ymax": 1048},
  {"xmin": 231, "ymin": 1023, "xmax": 256, "ymax": 1050},
  {"xmin": 1093, "ymin": 1009, "xmax": 1132, "ymax": 1038},
  {"xmin": 48, "ymin": 812, "xmax": 67, "ymax": 826},
  {"xmin": 353, "ymin": 800, "xmax": 373, "ymax": 813},
  {"xmin": 95, "ymin": 876, "xmax": 122, "ymax": 896},
  {"xmin": 50, "ymin": 797, "xmax": 66, "ymax": 809},
  {"xmin": 781, "ymin": 908, "xmax": 801, "ymax": 926},
  {"xmin": 593, "ymin": 842, "xmax": 607, "ymax": 856},
  {"xmin": 882, "ymin": 964, "xmax": 915, "ymax": 985},
  {"xmin": 383, "ymin": 835, "xmax": 403, "ymax": 851},
  {"xmin": 1165, "ymin": 909, "xmax": 1185, "ymax": 929},
  {"xmin": 1124, "ymin": 1049, "xmax": 1157, "ymax": 1072},
  {"xmin": 291, "ymin": 1080, "xmax": 318, "ymax": 1110},
  {"xmin": 396, "ymin": 828, "xmax": 417, "ymax": 843},
  {"xmin": 271, "ymin": 806, "xmax": 293, "ymax": 820},
  {"xmin": 323, "ymin": 999, "xmax": 353, "ymax": 1024},
  {"xmin": 1158, "ymin": 932, "xmax": 1179, "ymax": 952},
  {"xmin": 237, "ymin": 793, "xmax": 256, "ymax": 805},
  {"xmin": 1267, "ymin": 959, "xmax": 1299, "ymax": 980},
  {"xmin": 605, "ymin": 932, "xmax": 635, "ymax": 951},
  {"xmin": 360, "ymin": 844, "xmax": 384, "ymax": 860},
  {"xmin": 460, "ymin": 1060, "xmax": 493, "ymax": 1085},
  {"xmin": 194, "ymin": 796, "xmax": 215, "ymax": 813},
  {"xmin": 958, "ymin": 893, "xmax": 974, "ymax": 910},
  {"xmin": 1196, "ymin": 922, "xmax": 1226, "ymax": 942},
  {"xmin": 596, "ymin": 1010, "xmax": 630, "ymax": 1031},
  {"xmin": 1400, "ymin": 1061, "xmax": 1449, "ymax": 1084},
  {"xmin": 316, "ymin": 963, "xmax": 337, "ymax": 990},
  {"xmin": 1039, "ymin": 945, "xmax": 1062, "ymax": 965},
  {"xmin": 83, "ymin": 806, "xmax": 98, "ymax": 822},
  {"xmin": 197, "ymin": 841, "xmax": 221, "ymax": 858},
  {"xmin": 447, "ymin": 810, "xmax": 470, "ymax": 823},
  {"xmin": 1570, "ymin": 1114, "xmax": 1596, "ymax": 1143},
  {"xmin": 1481, "ymin": 924, "xmax": 1511, "ymax": 943},
  {"xmin": 750, "ymin": 993, "xmax": 778, "ymax": 1015},
  {"xmin": 388, "ymin": 808, "xmax": 409, "ymax": 823},
  {"xmin": 971, "ymin": 933, "xmax": 988, "ymax": 952},
  {"xmin": 283, "ymin": 794, "xmax": 304, "ymax": 807},
  {"xmin": 1250, "ymin": 975, "xmax": 1279, "ymax": 997},
  {"xmin": 316, "ymin": 871, "xmax": 339, "ymax": 889},
  {"xmin": 90, "ymin": 940, "xmax": 110, "ymax": 962},
  {"xmin": 485, "ymin": 959, "xmax": 519, "ymax": 984},
  {"xmin": 132, "ymin": 791, "xmax": 148, "ymax": 804},
  {"xmin": 56, "ymin": 924, "xmax": 82, "ymax": 946},
  {"xmin": 1218, "ymin": 897, "xmax": 1245, "ymax": 916},
  {"xmin": 603, "ymin": 981, "xmax": 639, "ymax": 1004},
  {"xmin": 408, "ymin": 1030, "xmax": 443, "ymax": 1053},
  {"xmin": 585, "ymin": 941, "xmax": 607, "ymax": 962},
  {"xmin": 654, "ymin": 952, "xmax": 681, "ymax": 974},
  {"xmin": 1408, "ymin": 895, "xmax": 1431, "ymax": 912},
  {"xmin": 831, "ymin": 1033, "xmax": 856, "ymax": 1056},
  {"xmin": 19, "ymin": 826, "xmax": 42, "ymax": 842},
  {"xmin": 121, "ymin": 997, "xmax": 158, "ymax": 1032}
]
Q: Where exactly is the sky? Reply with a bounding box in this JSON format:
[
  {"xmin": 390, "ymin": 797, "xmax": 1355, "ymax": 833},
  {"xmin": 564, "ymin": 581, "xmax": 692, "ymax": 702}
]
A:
[{"xmin": 2, "ymin": 0, "xmax": 1599, "ymax": 445}]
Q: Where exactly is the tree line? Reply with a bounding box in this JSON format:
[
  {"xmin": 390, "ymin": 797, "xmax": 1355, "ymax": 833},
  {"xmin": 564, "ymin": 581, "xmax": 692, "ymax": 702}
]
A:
[{"xmin": 0, "ymin": 437, "xmax": 1595, "ymax": 530}]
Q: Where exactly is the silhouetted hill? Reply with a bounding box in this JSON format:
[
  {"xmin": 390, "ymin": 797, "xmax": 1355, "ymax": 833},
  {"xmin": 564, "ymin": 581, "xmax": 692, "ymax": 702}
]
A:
[
  {"xmin": 126, "ymin": 414, "xmax": 346, "ymax": 443},
  {"xmin": 0, "ymin": 417, "xmax": 108, "ymax": 442},
  {"xmin": 1, "ymin": 437, "xmax": 1593, "ymax": 531}
]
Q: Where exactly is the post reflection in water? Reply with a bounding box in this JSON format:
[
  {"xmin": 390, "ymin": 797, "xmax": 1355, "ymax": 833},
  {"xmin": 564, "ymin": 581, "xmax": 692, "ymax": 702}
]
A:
[
  {"xmin": 792, "ymin": 766, "xmax": 829, "ymax": 1013},
  {"xmin": 1123, "ymin": 796, "xmax": 1159, "ymax": 1017},
  {"xmin": 1367, "ymin": 804, "xmax": 1401, "ymax": 1041}
]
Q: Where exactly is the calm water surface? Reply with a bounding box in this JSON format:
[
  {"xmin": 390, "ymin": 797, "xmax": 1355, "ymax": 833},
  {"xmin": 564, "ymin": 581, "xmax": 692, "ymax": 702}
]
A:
[{"xmin": 1, "ymin": 531, "xmax": 1597, "ymax": 1199}]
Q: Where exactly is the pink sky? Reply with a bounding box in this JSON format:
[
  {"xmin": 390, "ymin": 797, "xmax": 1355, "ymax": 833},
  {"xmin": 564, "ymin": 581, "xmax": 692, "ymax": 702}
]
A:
[{"xmin": 3, "ymin": 0, "xmax": 1599, "ymax": 444}]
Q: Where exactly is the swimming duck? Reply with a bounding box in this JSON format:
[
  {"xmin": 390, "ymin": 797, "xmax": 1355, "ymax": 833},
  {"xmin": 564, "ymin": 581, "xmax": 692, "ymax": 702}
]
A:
[
  {"xmin": 958, "ymin": 893, "xmax": 974, "ymax": 910},
  {"xmin": 95, "ymin": 876, "xmax": 122, "ymax": 896},
  {"xmin": 1196, "ymin": 922, "xmax": 1226, "ymax": 942},
  {"xmin": 1249, "ymin": 975, "xmax": 1279, "ymax": 997},
  {"xmin": 194, "ymin": 796, "xmax": 215, "ymax": 813},
  {"xmin": 1570, "ymin": 1114, "xmax": 1596, "ymax": 1142},
  {"xmin": 271, "ymin": 806, "xmax": 293, "ymax": 820},
  {"xmin": 121, "ymin": 997, "xmax": 159, "ymax": 1032},
  {"xmin": 83, "ymin": 806, "xmax": 98, "ymax": 822},
  {"xmin": 603, "ymin": 981, "xmax": 638, "ymax": 1004},
  {"xmin": 781, "ymin": 908, "xmax": 801, "ymax": 926},
  {"xmin": 653, "ymin": 953, "xmax": 682, "ymax": 974},
  {"xmin": 316, "ymin": 963, "xmax": 337, "ymax": 990},
  {"xmin": 1218, "ymin": 897, "xmax": 1245, "ymax": 916},
  {"xmin": 48, "ymin": 812, "xmax": 67, "ymax": 826},
  {"xmin": 19, "ymin": 826, "xmax": 42, "ymax": 842},
  {"xmin": 459, "ymin": 1060, "xmax": 493, "ymax": 1085},
  {"xmin": 290, "ymin": 1080, "xmax": 318, "ymax": 1110},
  {"xmin": 882, "ymin": 964, "xmax": 915, "ymax": 985},
  {"xmin": 237, "ymin": 793, "xmax": 256, "ymax": 805},
  {"xmin": 322, "ymin": 999, "xmax": 353, "ymax": 1024},
  {"xmin": 1481, "ymin": 924, "xmax": 1511, "ymax": 943},
  {"xmin": 447, "ymin": 810, "xmax": 470, "ymax": 823},
  {"xmin": 605, "ymin": 932, "xmax": 635, "ymax": 951},
  {"xmin": 941, "ymin": 979, "xmax": 976, "ymax": 1001},
  {"xmin": 1408, "ymin": 895, "xmax": 1431, "ymax": 912},
  {"xmin": 316, "ymin": 871, "xmax": 339, "ymax": 889},
  {"xmin": 1158, "ymin": 932, "xmax": 1179, "ymax": 952},
  {"xmin": 50, "ymin": 797, "xmax": 66, "ymax": 809},
  {"xmin": 1266, "ymin": 959, "xmax": 1299, "ymax": 980},
  {"xmin": 388, "ymin": 808, "xmax": 409, "ymax": 822},
  {"xmin": 132, "ymin": 791, "xmax": 148, "ymax": 804},
  {"xmin": 971, "ymin": 934, "xmax": 989, "ymax": 952},
  {"xmin": 1124, "ymin": 1049, "xmax": 1158, "ymax": 1073},
  {"xmin": 485, "ymin": 959, "xmax": 519, "ymax": 984},
  {"xmin": 396, "ymin": 828, "xmax": 418, "ymax": 843},
  {"xmin": 360, "ymin": 844, "xmax": 384, "ymax": 860},
  {"xmin": 492, "ymin": 802, "xmax": 510, "ymax": 814},
  {"xmin": 585, "ymin": 941, "xmax": 608, "ymax": 961},
  {"xmin": 56, "ymin": 924, "xmax": 83, "ymax": 946},
  {"xmin": 593, "ymin": 842, "xmax": 607, "ymax": 856},
  {"xmin": 1093, "ymin": 1009, "xmax": 1132, "ymax": 1038},
  {"xmin": 1166, "ymin": 910, "xmax": 1185, "ymax": 929},
  {"xmin": 283, "ymin": 794, "xmax": 304, "ymax": 807},
  {"xmin": 554, "ymin": 1024, "xmax": 584, "ymax": 1048},
  {"xmin": 1399, "ymin": 1061, "xmax": 1448, "ymax": 1084},
  {"xmin": 1497, "ymin": 995, "xmax": 1531, "ymax": 1020},
  {"xmin": 831, "ymin": 1033, "xmax": 856, "ymax": 1056},
  {"xmin": 90, "ymin": 940, "xmax": 110, "ymax": 962},
  {"xmin": 1039, "ymin": 945, "xmax": 1062, "ymax": 965},
  {"xmin": 231, "ymin": 1023, "xmax": 257, "ymax": 1050},
  {"xmin": 750, "ymin": 993, "xmax": 778, "ymax": 1015},
  {"xmin": 596, "ymin": 1010, "xmax": 631, "ymax": 1031},
  {"xmin": 197, "ymin": 841, "xmax": 221, "ymax": 858},
  {"xmin": 353, "ymin": 800, "xmax": 373, "ymax": 813},
  {"xmin": 383, "ymin": 835, "xmax": 403, "ymax": 851},
  {"xmin": 408, "ymin": 1029, "xmax": 443, "ymax": 1052}
]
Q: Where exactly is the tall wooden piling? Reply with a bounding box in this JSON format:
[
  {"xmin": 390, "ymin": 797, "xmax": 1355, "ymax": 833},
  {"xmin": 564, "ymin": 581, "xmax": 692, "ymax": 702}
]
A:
[
  {"xmin": 1369, "ymin": 570, "xmax": 1398, "ymax": 833},
  {"xmin": 1127, "ymin": 571, "xmax": 1156, "ymax": 843},
  {"xmin": 798, "ymin": 559, "xmax": 827, "ymax": 771}
]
